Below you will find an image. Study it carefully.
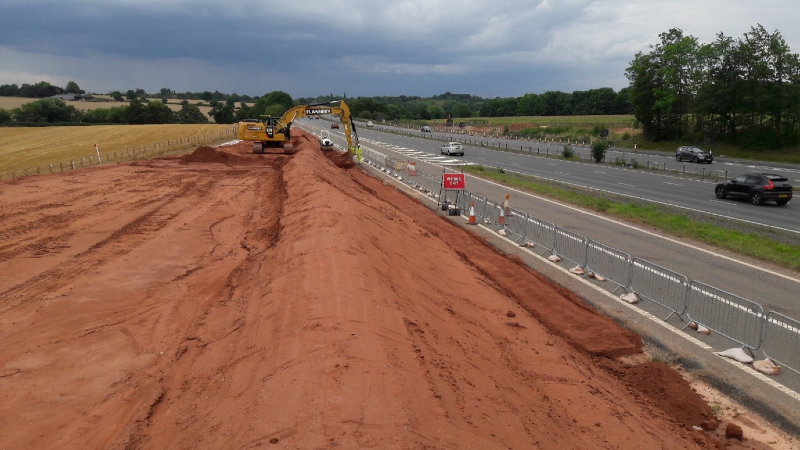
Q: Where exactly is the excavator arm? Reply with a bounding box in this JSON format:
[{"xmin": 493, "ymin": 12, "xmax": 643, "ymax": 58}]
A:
[{"xmin": 237, "ymin": 100, "xmax": 359, "ymax": 155}]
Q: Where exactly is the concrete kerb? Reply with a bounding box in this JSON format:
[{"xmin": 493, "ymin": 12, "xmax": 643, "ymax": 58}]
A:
[{"xmin": 356, "ymin": 159, "xmax": 800, "ymax": 439}]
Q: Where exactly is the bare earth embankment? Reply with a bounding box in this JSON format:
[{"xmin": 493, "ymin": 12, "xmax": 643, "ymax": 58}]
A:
[{"xmin": 0, "ymin": 131, "xmax": 786, "ymax": 449}]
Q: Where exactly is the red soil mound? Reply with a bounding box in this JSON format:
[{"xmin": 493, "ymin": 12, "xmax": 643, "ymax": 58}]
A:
[{"xmin": 0, "ymin": 131, "xmax": 773, "ymax": 449}]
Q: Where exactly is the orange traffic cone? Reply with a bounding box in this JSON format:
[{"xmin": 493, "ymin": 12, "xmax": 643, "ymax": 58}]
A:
[
  {"xmin": 498, "ymin": 206, "xmax": 505, "ymax": 225},
  {"xmin": 504, "ymin": 194, "xmax": 511, "ymax": 217},
  {"xmin": 467, "ymin": 202, "xmax": 477, "ymax": 225}
]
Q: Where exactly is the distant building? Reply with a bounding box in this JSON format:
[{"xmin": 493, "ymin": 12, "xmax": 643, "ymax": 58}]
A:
[{"xmin": 51, "ymin": 93, "xmax": 95, "ymax": 101}]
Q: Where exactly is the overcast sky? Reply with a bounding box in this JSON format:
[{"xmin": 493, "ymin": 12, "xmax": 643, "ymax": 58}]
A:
[{"xmin": 1, "ymin": 0, "xmax": 798, "ymax": 99}]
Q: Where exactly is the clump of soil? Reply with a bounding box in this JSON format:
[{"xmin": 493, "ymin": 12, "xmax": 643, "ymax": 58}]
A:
[{"xmin": 180, "ymin": 146, "xmax": 231, "ymax": 164}]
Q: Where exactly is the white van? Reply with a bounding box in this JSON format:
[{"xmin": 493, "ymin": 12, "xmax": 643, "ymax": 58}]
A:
[
  {"xmin": 421, "ymin": 126, "xmax": 431, "ymax": 132},
  {"xmin": 440, "ymin": 142, "xmax": 464, "ymax": 156}
]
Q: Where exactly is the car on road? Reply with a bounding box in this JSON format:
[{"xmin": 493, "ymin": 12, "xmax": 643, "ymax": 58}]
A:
[
  {"xmin": 421, "ymin": 126, "xmax": 431, "ymax": 132},
  {"xmin": 676, "ymin": 146, "xmax": 713, "ymax": 163},
  {"xmin": 715, "ymin": 173, "xmax": 792, "ymax": 206},
  {"xmin": 331, "ymin": 123, "xmax": 339, "ymax": 129},
  {"xmin": 440, "ymin": 142, "xmax": 464, "ymax": 156},
  {"xmin": 366, "ymin": 121, "xmax": 374, "ymax": 128}
]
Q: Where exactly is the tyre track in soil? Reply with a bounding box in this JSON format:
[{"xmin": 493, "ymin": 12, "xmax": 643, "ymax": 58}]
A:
[
  {"xmin": 0, "ymin": 154, "xmax": 286, "ymax": 448},
  {"xmin": 129, "ymin": 152, "xmax": 288, "ymax": 449},
  {"xmin": 0, "ymin": 173, "xmax": 206, "ymax": 312},
  {"xmin": 0, "ymin": 169, "xmax": 196, "ymax": 286}
]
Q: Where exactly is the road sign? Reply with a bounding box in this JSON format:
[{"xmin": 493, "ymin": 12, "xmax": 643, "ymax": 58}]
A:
[{"xmin": 443, "ymin": 173, "xmax": 466, "ymax": 190}]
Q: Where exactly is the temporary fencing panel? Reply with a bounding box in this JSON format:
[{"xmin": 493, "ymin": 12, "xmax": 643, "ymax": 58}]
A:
[
  {"xmin": 484, "ymin": 199, "xmax": 503, "ymax": 227},
  {"xmin": 554, "ymin": 226, "xmax": 587, "ymax": 268},
  {"xmin": 585, "ymin": 240, "xmax": 631, "ymax": 293},
  {"xmin": 629, "ymin": 258, "xmax": 688, "ymax": 320},
  {"xmin": 457, "ymin": 190, "xmax": 472, "ymax": 212},
  {"xmin": 503, "ymin": 207, "xmax": 528, "ymax": 244},
  {"xmin": 686, "ymin": 281, "xmax": 764, "ymax": 351},
  {"xmin": 763, "ymin": 312, "xmax": 800, "ymax": 375},
  {"xmin": 414, "ymin": 171, "xmax": 439, "ymax": 194},
  {"xmin": 525, "ymin": 217, "xmax": 556, "ymax": 255},
  {"xmin": 473, "ymin": 195, "xmax": 492, "ymax": 224}
]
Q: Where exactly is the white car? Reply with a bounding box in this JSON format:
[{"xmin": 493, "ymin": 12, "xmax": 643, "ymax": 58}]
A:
[
  {"xmin": 440, "ymin": 142, "xmax": 464, "ymax": 156},
  {"xmin": 366, "ymin": 121, "xmax": 374, "ymax": 128}
]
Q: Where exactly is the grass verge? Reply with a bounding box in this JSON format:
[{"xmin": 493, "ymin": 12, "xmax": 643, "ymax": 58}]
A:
[{"xmin": 463, "ymin": 165, "xmax": 800, "ymax": 272}]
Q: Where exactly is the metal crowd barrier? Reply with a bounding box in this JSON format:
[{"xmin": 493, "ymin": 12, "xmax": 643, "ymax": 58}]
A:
[
  {"xmin": 628, "ymin": 258, "xmax": 689, "ymax": 321},
  {"xmin": 686, "ymin": 281, "xmax": 764, "ymax": 353},
  {"xmin": 525, "ymin": 216, "xmax": 556, "ymax": 256},
  {"xmin": 504, "ymin": 207, "xmax": 529, "ymax": 245},
  {"xmin": 585, "ymin": 240, "xmax": 631, "ymax": 294},
  {"xmin": 308, "ymin": 131, "xmax": 800, "ymax": 378},
  {"xmin": 554, "ymin": 227, "xmax": 588, "ymax": 268},
  {"xmin": 763, "ymin": 313, "xmax": 800, "ymax": 376}
]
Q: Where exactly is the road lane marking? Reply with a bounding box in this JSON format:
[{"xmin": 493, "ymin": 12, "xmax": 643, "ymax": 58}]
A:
[
  {"xmin": 481, "ymin": 168, "xmax": 800, "ymax": 284},
  {"xmin": 664, "ymin": 182, "xmax": 683, "ymax": 186},
  {"xmin": 618, "ymin": 183, "xmax": 636, "ymax": 187}
]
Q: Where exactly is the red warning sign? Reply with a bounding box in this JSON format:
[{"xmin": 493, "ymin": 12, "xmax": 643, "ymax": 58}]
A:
[{"xmin": 442, "ymin": 173, "xmax": 466, "ymax": 190}]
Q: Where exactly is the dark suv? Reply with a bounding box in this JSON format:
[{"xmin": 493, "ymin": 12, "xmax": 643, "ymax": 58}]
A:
[
  {"xmin": 676, "ymin": 146, "xmax": 713, "ymax": 163},
  {"xmin": 715, "ymin": 173, "xmax": 792, "ymax": 206}
]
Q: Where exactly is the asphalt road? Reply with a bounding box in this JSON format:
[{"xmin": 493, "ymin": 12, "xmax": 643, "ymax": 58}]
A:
[{"xmin": 354, "ymin": 122, "xmax": 800, "ymax": 233}]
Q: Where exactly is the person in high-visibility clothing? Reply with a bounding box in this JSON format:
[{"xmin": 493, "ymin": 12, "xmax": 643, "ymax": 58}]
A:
[{"xmin": 355, "ymin": 145, "xmax": 363, "ymax": 165}]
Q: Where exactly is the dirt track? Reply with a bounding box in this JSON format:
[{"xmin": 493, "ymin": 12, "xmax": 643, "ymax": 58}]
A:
[{"xmin": 0, "ymin": 132, "xmax": 784, "ymax": 449}]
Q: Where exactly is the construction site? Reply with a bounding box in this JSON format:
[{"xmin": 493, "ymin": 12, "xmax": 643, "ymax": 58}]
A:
[{"xmin": 1, "ymin": 129, "xmax": 797, "ymax": 449}]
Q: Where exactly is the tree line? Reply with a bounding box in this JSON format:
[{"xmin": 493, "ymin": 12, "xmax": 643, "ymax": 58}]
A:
[
  {"xmin": 0, "ymin": 97, "xmax": 211, "ymax": 126},
  {"xmin": 295, "ymin": 90, "xmax": 631, "ymax": 122},
  {"xmin": 626, "ymin": 24, "xmax": 800, "ymax": 149},
  {"xmin": 1, "ymin": 78, "xmax": 632, "ymax": 127},
  {"xmin": 0, "ymin": 82, "xmax": 258, "ymax": 104}
]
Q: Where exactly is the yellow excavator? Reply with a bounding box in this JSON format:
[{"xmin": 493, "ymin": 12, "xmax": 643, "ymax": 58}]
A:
[{"xmin": 237, "ymin": 100, "xmax": 359, "ymax": 154}]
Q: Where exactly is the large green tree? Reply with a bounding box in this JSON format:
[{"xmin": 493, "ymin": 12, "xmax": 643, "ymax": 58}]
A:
[
  {"xmin": 65, "ymin": 81, "xmax": 83, "ymax": 94},
  {"xmin": 627, "ymin": 24, "xmax": 800, "ymax": 147}
]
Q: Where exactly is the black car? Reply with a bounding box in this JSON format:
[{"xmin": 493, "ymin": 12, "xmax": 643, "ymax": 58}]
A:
[
  {"xmin": 676, "ymin": 146, "xmax": 713, "ymax": 163},
  {"xmin": 715, "ymin": 173, "xmax": 792, "ymax": 206}
]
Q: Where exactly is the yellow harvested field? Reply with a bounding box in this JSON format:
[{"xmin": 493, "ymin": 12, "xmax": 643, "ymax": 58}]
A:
[
  {"xmin": 0, "ymin": 97, "xmax": 32, "ymax": 110},
  {"xmin": 0, "ymin": 124, "xmax": 235, "ymax": 173}
]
